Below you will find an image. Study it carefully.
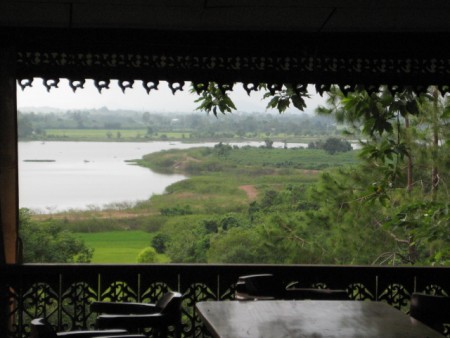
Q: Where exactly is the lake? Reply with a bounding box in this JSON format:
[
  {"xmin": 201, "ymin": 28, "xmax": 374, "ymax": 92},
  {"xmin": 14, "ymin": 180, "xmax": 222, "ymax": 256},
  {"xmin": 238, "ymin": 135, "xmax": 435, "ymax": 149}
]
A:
[{"xmin": 19, "ymin": 140, "xmax": 306, "ymax": 213}]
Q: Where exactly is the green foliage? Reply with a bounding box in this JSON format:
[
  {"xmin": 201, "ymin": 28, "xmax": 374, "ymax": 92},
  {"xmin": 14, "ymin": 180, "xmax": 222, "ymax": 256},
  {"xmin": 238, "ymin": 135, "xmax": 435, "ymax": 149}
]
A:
[
  {"xmin": 162, "ymin": 216, "xmax": 211, "ymax": 263},
  {"xmin": 192, "ymin": 82, "xmax": 237, "ymax": 116},
  {"xmin": 17, "ymin": 113, "xmax": 34, "ymax": 138},
  {"xmin": 380, "ymin": 201, "xmax": 450, "ymax": 265},
  {"xmin": 308, "ymin": 138, "xmax": 352, "ymax": 154},
  {"xmin": 207, "ymin": 227, "xmax": 268, "ymax": 263},
  {"xmin": 20, "ymin": 209, "xmax": 93, "ymax": 263},
  {"xmin": 45, "ymin": 215, "xmax": 141, "ymax": 233},
  {"xmin": 191, "ymin": 82, "xmax": 309, "ymax": 115},
  {"xmin": 314, "ymin": 86, "xmax": 450, "ymax": 265},
  {"xmin": 322, "ymin": 137, "xmax": 352, "ymax": 154},
  {"xmin": 75, "ymin": 230, "xmax": 155, "ymax": 263},
  {"xmin": 138, "ymin": 215, "xmax": 167, "ymax": 232},
  {"xmin": 151, "ymin": 233, "xmax": 169, "ymax": 254},
  {"xmin": 140, "ymin": 146, "xmax": 359, "ymax": 175},
  {"xmin": 137, "ymin": 247, "xmax": 160, "ymax": 263},
  {"xmin": 316, "ymin": 86, "xmax": 420, "ymax": 185},
  {"xmin": 263, "ymin": 138, "xmax": 274, "ymax": 149},
  {"xmin": 263, "ymin": 83, "xmax": 309, "ymax": 112},
  {"xmin": 191, "ymin": 82, "xmax": 310, "ymax": 115},
  {"xmin": 160, "ymin": 205, "xmax": 193, "ymax": 216},
  {"xmin": 214, "ymin": 142, "xmax": 233, "ymax": 157}
]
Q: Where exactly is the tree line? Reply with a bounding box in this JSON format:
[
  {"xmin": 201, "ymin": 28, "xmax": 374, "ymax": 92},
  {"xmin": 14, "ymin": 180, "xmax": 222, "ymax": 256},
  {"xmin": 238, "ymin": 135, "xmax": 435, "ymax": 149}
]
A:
[{"xmin": 17, "ymin": 109, "xmax": 338, "ymax": 140}]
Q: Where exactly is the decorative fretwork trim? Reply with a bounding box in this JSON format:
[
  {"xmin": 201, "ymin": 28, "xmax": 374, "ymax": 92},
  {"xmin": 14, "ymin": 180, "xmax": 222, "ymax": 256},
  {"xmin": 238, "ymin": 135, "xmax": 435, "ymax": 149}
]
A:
[
  {"xmin": 16, "ymin": 77, "xmax": 450, "ymax": 98},
  {"xmin": 15, "ymin": 51, "xmax": 450, "ymax": 96}
]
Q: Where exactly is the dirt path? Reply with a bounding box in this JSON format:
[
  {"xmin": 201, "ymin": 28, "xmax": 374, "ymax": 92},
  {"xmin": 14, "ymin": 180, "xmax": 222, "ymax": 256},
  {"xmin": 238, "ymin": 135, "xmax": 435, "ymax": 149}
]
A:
[{"xmin": 239, "ymin": 185, "xmax": 258, "ymax": 201}]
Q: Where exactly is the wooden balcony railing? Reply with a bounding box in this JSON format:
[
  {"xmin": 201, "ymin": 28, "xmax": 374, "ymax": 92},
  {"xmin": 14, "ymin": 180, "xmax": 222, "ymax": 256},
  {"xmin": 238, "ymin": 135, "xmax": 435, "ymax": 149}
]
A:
[{"xmin": 1, "ymin": 264, "xmax": 449, "ymax": 337}]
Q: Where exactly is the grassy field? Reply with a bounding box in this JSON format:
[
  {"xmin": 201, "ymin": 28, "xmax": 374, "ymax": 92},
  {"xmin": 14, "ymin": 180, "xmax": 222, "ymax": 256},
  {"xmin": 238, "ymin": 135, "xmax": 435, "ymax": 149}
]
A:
[
  {"xmin": 75, "ymin": 230, "xmax": 168, "ymax": 263},
  {"xmin": 139, "ymin": 146, "xmax": 360, "ymax": 174},
  {"xmin": 226, "ymin": 147, "xmax": 359, "ymax": 169},
  {"xmin": 41, "ymin": 129, "xmax": 329, "ymax": 143},
  {"xmin": 44, "ymin": 129, "xmax": 191, "ymax": 140}
]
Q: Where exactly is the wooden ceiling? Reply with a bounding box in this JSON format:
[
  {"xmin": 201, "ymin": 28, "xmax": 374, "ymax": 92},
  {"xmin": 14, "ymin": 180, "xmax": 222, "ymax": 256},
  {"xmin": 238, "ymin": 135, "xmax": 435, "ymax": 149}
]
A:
[{"xmin": 1, "ymin": 0, "xmax": 450, "ymax": 32}]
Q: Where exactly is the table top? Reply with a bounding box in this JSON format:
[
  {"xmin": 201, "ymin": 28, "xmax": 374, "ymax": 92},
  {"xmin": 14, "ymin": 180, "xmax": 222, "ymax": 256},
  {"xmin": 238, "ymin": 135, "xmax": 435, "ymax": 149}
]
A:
[{"xmin": 196, "ymin": 300, "xmax": 443, "ymax": 338}]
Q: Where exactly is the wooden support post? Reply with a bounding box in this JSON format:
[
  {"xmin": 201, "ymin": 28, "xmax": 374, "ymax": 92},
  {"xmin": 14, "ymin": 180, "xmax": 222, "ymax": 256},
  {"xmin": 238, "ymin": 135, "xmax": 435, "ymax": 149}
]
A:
[
  {"xmin": 0, "ymin": 46, "xmax": 18, "ymax": 264},
  {"xmin": 0, "ymin": 46, "xmax": 18, "ymax": 336}
]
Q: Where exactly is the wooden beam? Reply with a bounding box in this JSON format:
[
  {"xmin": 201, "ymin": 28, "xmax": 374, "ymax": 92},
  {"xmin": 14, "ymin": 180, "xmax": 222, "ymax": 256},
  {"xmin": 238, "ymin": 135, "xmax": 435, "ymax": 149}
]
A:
[{"xmin": 0, "ymin": 46, "xmax": 18, "ymax": 264}]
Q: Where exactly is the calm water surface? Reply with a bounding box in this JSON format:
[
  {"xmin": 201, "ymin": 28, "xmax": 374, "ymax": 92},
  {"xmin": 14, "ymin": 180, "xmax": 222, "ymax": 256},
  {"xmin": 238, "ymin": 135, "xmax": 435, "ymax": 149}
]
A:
[
  {"xmin": 20, "ymin": 141, "xmax": 305, "ymax": 213},
  {"xmin": 19, "ymin": 141, "xmax": 201, "ymax": 213}
]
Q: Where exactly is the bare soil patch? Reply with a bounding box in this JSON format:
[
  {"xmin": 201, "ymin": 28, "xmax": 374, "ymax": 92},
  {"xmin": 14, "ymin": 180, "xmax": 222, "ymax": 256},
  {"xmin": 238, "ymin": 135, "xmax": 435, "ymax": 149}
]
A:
[{"xmin": 239, "ymin": 185, "xmax": 258, "ymax": 201}]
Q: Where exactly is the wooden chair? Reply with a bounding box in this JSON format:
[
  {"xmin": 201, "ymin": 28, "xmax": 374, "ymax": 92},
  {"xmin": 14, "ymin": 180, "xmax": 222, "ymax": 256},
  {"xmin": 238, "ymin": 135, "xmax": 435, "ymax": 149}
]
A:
[
  {"xmin": 30, "ymin": 317, "xmax": 145, "ymax": 338},
  {"xmin": 284, "ymin": 287, "xmax": 349, "ymax": 300},
  {"xmin": 410, "ymin": 292, "xmax": 450, "ymax": 335},
  {"xmin": 235, "ymin": 274, "xmax": 283, "ymax": 300},
  {"xmin": 235, "ymin": 274, "xmax": 349, "ymax": 301},
  {"xmin": 284, "ymin": 281, "xmax": 349, "ymax": 300},
  {"xmin": 92, "ymin": 291, "xmax": 183, "ymax": 338}
]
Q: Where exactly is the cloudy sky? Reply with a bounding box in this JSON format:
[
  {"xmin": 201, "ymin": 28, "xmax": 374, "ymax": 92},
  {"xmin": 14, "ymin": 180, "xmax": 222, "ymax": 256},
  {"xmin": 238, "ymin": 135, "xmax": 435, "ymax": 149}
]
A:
[{"xmin": 17, "ymin": 79, "xmax": 325, "ymax": 114}]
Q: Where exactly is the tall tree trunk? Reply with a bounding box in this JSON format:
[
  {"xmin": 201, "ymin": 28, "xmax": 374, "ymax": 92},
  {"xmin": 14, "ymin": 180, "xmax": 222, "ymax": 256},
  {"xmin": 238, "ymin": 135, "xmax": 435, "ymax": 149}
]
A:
[
  {"xmin": 408, "ymin": 235, "xmax": 418, "ymax": 264},
  {"xmin": 431, "ymin": 130, "xmax": 439, "ymax": 195},
  {"xmin": 430, "ymin": 86, "xmax": 440, "ymax": 198},
  {"xmin": 404, "ymin": 116, "xmax": 413, "ymax": 193}
]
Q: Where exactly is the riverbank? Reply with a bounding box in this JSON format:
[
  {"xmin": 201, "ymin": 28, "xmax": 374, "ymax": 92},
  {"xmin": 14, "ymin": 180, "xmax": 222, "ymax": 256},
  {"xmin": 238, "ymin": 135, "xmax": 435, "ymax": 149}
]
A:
[{"xmin": 29, "ymin": 146, "xmax": 360, "ymax": 263}]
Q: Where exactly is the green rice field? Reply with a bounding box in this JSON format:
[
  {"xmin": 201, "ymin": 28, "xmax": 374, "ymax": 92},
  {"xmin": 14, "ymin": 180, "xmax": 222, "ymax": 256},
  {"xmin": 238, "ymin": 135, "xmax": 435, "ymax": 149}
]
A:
[{"xmin": 75, "ymin": 230, "xmax": 155, "ymax": 263}]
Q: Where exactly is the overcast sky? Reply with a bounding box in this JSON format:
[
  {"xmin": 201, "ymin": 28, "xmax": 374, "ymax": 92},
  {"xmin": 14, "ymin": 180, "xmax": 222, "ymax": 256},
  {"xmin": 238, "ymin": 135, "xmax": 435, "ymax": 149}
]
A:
[{"xmin": 17, "ymin": 79, "xmax": 325, "ymax": 114}]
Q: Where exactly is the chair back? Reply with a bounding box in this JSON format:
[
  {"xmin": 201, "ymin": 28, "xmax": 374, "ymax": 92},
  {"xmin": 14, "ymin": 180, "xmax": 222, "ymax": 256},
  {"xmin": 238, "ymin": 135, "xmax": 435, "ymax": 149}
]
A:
[
  {"xmin": 235, "ymin": 274, "xmax": 349, "ymax": 301},
  {"xmin": 285, "ymin": 287, "xmax": 349, "ymax": 300},
  {"xmin": 410, "ymin": 293, "xmax": 450, "ymax": 334},
  {"xmin": 235, "ymin": 274, "xmax": 282, "ymax": 300},
  {"xmin": 30, "ymin": 318, "xmax": 56, "ymax": 338},
  {"xmin": 157, "ymin": 292, "xmax": 183, "ymax": 319}
]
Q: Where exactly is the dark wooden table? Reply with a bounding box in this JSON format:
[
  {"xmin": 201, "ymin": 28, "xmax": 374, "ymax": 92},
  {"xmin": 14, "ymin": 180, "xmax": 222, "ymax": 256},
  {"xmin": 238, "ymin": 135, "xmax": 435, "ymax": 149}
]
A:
[{"xmin": 196, "ymin": 300, "xmax": 443, "ymax": 338}]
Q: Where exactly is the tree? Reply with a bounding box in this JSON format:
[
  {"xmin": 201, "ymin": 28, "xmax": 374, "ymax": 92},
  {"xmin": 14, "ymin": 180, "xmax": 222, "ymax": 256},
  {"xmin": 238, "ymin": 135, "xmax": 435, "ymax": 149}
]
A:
[
  {"xmin": 316, "ymin": 86, "xmax": 419, "ymax": 191},
  {"xmin": 322, "ymin": 137, "xmax": 352, "ymax": 154},
  {"xmin": 151, "ymin": 233, "xmax": 169, "ymax": 254},
  {"xmin": 191, "ymin": 82, "xmax": 309, "ymax": 116},
  {"xmin": 207, "ymin": 227, "xmax": 268, "ymax": 263},
  {"xmin": 263, "ymin": 138, "xmax": 274, "ymax": 149},
  {"xmin": 19, "ymin": 208, "xmax": 93, "ymax": 263},
  {"xmin": 416, "ymin": 87, "xmax": 450, "ymax": 196},
  {"xmin": 314, "ymin": 86, "xmax": 449, "ymax": 265},
  {"xmin": 214, "ymin": 142, "xmax": 232, "ymax": 157},
  {"xmin": 17, "ymin": 114, "xmax": 34, "ymax": 138}
]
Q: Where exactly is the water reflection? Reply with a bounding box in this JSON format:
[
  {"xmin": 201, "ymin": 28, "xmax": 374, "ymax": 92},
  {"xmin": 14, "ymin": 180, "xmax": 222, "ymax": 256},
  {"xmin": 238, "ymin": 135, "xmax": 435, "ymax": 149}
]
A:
[{"xmin": 18, "ymin": 140, "xmax": 312, "ymax": 213}]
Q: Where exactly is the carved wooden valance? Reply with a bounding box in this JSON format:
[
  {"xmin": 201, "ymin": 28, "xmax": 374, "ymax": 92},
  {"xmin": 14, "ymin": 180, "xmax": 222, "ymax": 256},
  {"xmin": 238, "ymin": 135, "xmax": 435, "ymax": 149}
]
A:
[{"xmin": 3, "ymin": 28, "xmax": 449, "ymax": 95}]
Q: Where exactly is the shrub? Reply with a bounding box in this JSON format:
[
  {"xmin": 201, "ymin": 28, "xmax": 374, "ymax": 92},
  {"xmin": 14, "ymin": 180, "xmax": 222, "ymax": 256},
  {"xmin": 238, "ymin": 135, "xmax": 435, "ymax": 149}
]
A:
[
  {"xmin": 137, "ymin": 247, "xmax": 159, "ymax": 263},
  {"xmin": 323, "ymin": 137, "xmax": 352, "ymax": 154}
]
